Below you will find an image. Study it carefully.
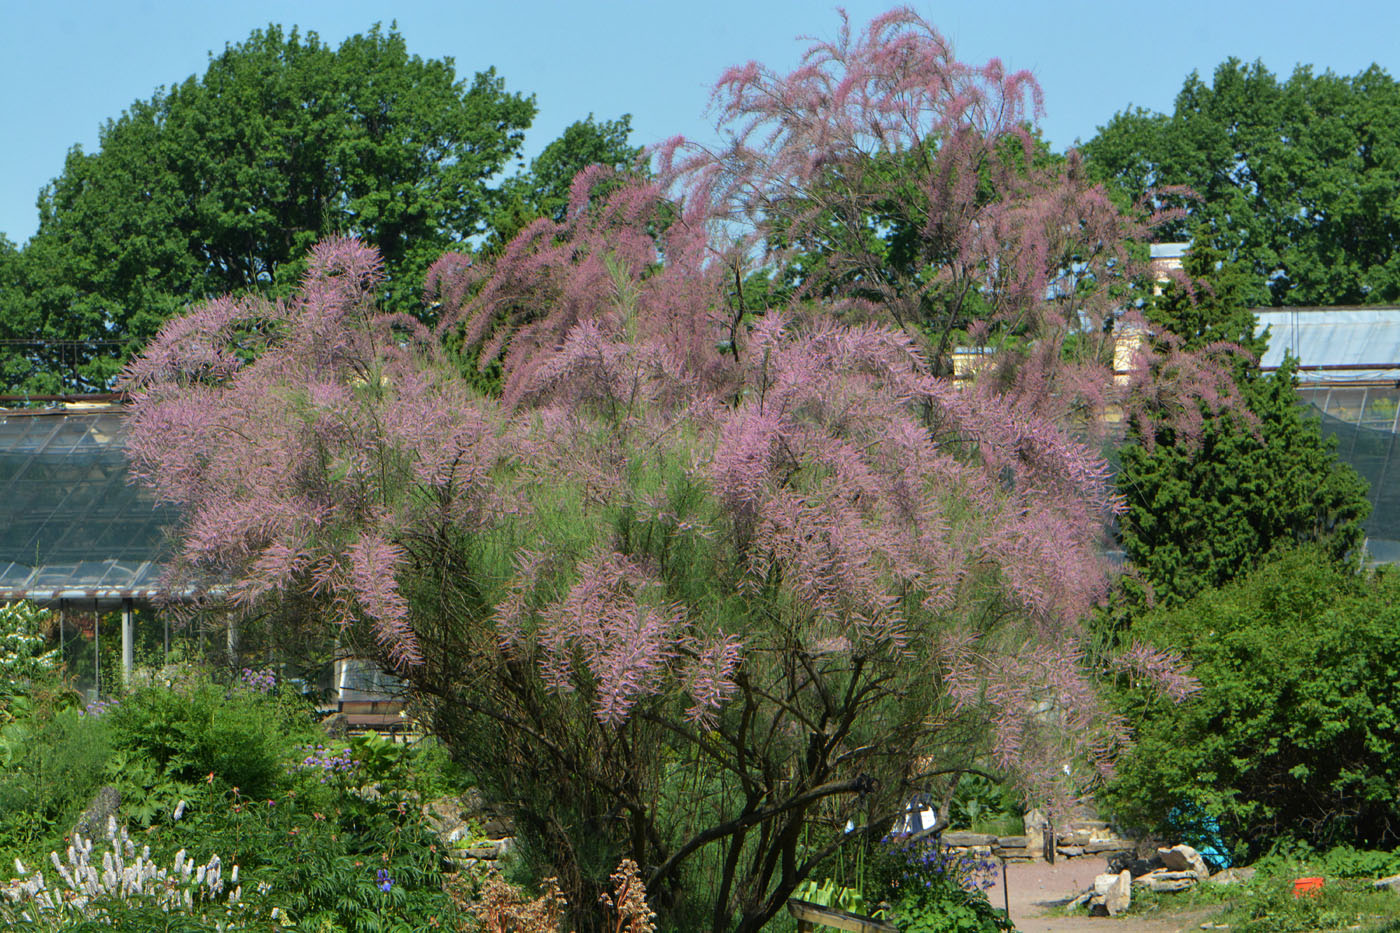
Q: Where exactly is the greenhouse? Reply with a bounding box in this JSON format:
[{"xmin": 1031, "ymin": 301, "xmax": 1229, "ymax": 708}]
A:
[
  {"xmin": 1258, "ymin": 306, "xmax": 1400, "ymax": 561},
  {"xmin": 0, "ymin": 406, "xmax": 179, "ymax": 694}
]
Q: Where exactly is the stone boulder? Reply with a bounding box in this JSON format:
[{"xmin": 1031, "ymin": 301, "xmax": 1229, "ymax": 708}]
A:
[
  {"xmin": 1131, "ymin": 869, "xmax": 1198, "ymax": 893},
  {"xmin": 72, "ymin": 786, "xmax": 120, "ymax": 841},
  {"xmin": 942, "ymin": 832, "xmax": 1000, "ymax": 847},
  {"xmin": 1108, "ymin": 851, "xmax": 1164, "ymax": 877},
  {"xmin": 1373, "ymin": 873, "xmax": 1400, "ymax": 892},
  {"xmin": 1095, "ymin": 870, "xmax": 1132, "ymax": 915},
  {"xmin": 1157, "ymin": 844, "xmax": 1210, "ymax": 879},
  {"xmin": 1209, "ymin": 866, "xmax": 1256, "ymax": 886}
]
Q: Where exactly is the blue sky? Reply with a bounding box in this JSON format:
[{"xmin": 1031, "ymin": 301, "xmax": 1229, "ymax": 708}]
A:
[{"xmin": 3, "ymin": 0, "xmax": 1398, "ymax": 245}]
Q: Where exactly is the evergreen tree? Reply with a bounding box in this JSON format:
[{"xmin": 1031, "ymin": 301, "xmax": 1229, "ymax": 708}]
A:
[{"xmin": 1117, "ymin": 245, "xmax": 1370, "ymax": 608}]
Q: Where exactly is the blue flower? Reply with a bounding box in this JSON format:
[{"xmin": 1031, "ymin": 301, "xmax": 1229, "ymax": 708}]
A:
[{"xmin": 377, "ymin": 868, "xmax": 393, "ymax": 892}]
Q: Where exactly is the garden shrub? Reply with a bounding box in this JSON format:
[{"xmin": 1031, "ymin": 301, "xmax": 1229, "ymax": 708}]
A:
[
  {"xmin": 105, "ymin": 670, "xmax": 316, "ymax": 799},
  {"xmin": 1108, "ymin": 548, "xmax": 1400, "ymax": 861},
  {"xmin": 0, "ymin": 705, "xmax": 113, "ymax": 848},
  {"xmin": 850, "ymin": 835, "xmax": 1008, "ymax": 933},
  {"xmin": 0, "ymin": 602, "xmax": 61, "ymax": 699}
]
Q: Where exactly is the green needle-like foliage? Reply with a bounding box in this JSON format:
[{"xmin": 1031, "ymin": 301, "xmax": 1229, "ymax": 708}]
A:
[{"xmin": 1116, "ymin": 245, "xmax": 1370, "ymax": 610}]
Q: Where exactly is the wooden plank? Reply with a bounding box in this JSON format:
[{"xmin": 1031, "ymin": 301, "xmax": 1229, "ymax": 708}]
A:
[{"xmin": 786, "ymin": 899, "xmax": 898, "ymax": 933}]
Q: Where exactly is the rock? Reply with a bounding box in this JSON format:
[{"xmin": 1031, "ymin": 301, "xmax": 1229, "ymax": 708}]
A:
[
  {"xmin": 1210, "ymin": 867, "xmax": 1256, "ymax": 886},
  {"xmin": 1022, "ymin": 810, "xmax": 1051, "ymax": 862},
  {"xmin": 481, "ymin": 817, "xmax": 514, "ymax": 837},
  {"xmin": 1373, "ymin": 873, "xmax": 1400, "ymax": 892},
  {"xmin": 1058, "ymin": 846, "xmax": 1086, "ymax": 857},
  {"xmin": 1157, "ymin": 845, "xmax": 1210, "ymax": 879},
  {"xmin": 1083, "ymin": 839, "xmax": 1134, "ymax": 854},
  {"xmin": 1068, "ymin": 890, "xmax": 1093, "ymax": 910},
  {"xmin": 942, "ymin": 832, "xmax": 999, "ymax": 847},
  {"xmin": 462, "ymin": 844, "xmax": 501, "ymax": 860},
  {"xmin": 426, "ymin": 797, "xmax": 464, "ymax": 823},
  {"xmin": 1132, "ymin": 870, "xmax": 1199, "ymax": 893},
  {"xmin": 73, "ymin": 786, "xmax": 121, "ymax": 840},
  {"xmin": 320, "ymin": 712, "xmax": 350, "ymax": 739},
  {"xmin": 1108, "ymin": 852, "xmax": 1163, "ymax": 877},
  {"xmin": 997, "ymin": 835, "xmax": 1030, "ymax": 848},
  {"xmin": 1104, "ymin": 870, "xmax": 1132, "ymax": 916}
]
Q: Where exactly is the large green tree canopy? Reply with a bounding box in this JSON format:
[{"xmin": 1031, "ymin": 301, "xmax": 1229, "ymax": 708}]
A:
[
  {"xmin": 0, "ymin": 25, "xmax": 543, "ymax": 393},
  {"xmin": 1082, "ymin": 59, "xmax": 1400, "ymax": 308}
]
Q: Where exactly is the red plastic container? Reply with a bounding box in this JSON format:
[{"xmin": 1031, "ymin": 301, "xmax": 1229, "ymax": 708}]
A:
[{"xmin": 1293, "ymin": 877, "xmax": 1324, "ymax": 897}]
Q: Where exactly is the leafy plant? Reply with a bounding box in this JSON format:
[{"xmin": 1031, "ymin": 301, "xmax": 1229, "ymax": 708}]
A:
[
  {"xmin": 0, "ymin": 602, "xmax": 60, "ymax": 693},
  {"xmin": 1109, "ymin": 549, "xmax": 1400, "ymax": 860},
  {"xmin": 792, "ymin": 877, "xmax": 870, "ymax": 915},
  {"xmin": 863, "ymin": 836, "xmax": 1008, "ymax": 933},
  {"xmin": 0, "ymin": 706, "xmax": 113, "ymax": 848},
  {"xmin": 947, "ymin": 777, "xmax": 1022, "ymax": 834},
  {"xmin": 1319, "ymin": 846, "xmax": 1400, "ymax": 880},
  {"xmin": 1215, "ymin": 873, "xmax": 1398, "ymax": 933},
  {"xmin": 105, "ymin": 672, "xmax": 315, "ymax": 799}
]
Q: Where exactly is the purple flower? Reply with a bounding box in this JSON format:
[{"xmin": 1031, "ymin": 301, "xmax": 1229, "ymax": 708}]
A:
[
  {"xmin": 239, "ymin": 667, "xmax": 277, "ymax": 693},
  {"xmin": 293, "ymin": 744, "xmax": 358, "ymax": 782},
  {"xmin": 377, "ymin": 868, "xmax": 393, "ymax": 893},
  {"xmin": 80, "ymin": 697, "xmax": 119, "ymax": 718}
]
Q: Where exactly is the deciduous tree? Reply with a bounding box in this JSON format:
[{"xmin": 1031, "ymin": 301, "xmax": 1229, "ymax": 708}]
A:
[
  {"xmin": 1083, "ymin": 60, "xmax": 1400, "ymax": 307},
  {"xmin": 4, "ymin": 25, "xmax": 536, "ymax": 392},
  {"xmin": 126, "ymin": 12, "xmax": 1209, "ymax": 931}
]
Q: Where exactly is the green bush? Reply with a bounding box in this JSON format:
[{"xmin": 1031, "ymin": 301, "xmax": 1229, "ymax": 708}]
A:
[
  {"xmin": 1216, "ymin": 871, "xmax": 1399, "ymax": 933},
  {"xmin": 863, "ymin": 835, "xmax": 1010, "ymax": 933},
  {"xmin": 0, "ymin": 706, "xmax": 113, "ymax": 847},
  {"xmin": 1108, "ymin": 549, "xmax": 1400, "ymax": 861},
  {"xmin": 144, "ymin": 773, "xmax": 455, "ymax": 932},
  {"xmin": 947, "ymin": 775, "xmax": 1022, "ymax": 834},
  {"xmin": 105, "ymin": 672, "xmax": 316, "ymax": 800},
  {"xmin": 0, "ymin": 602, "xmax": 61, "ymax": 696},
  {"xmin": 1319, "ymin": 845, "xmax": 1400, "ymax": 880}
]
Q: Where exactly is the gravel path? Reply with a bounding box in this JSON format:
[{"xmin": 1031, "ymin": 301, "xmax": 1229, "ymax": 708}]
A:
[{"xmin": 985, "ymin": 859, "xmax": 1215, "ymax": 933}]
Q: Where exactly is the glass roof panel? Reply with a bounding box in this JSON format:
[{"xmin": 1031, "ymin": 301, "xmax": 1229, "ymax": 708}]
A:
[{"xmin": 0, "ymin": 409, "xmax": 176, "ymax": 597}]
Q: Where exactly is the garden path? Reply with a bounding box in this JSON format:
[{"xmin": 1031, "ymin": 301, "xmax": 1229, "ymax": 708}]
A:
[{"xmin": 987, "ymin": 859, "xmax": 1216, "ymax": 933}]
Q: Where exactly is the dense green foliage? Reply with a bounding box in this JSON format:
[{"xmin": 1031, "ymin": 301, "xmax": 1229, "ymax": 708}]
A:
[
  {"xmin": 1098, "ymin": 844, "xmax": 1400, "ymax": 933},
  {"xmin": 1115, "ymin": 246, "xmax": 1370, "ymax": 609},
  {"xmin": 868, "ymin": 838, "xmax": 1009, "ymax": 933},
  {"xmin": 486, "ymin": 114, "xmax": 643, "ymax": 251},
  {"xmin": 0, "ymin": 661, "xmax": 472, "ymax": 932},
  {"xmin": 0, "ymin": 25, "xmax": 538, "ymax": 392},
  {"xmin": 1107, "ymin": 549, "xmax": 1400, "ymax": 861},
  {"xmin": 106, "ymin": 675, "xmax": 316, "ymax": 801},
  {"xmin": 1083, "ymin": 59, "xmax": 1400, "ymax": 307}
]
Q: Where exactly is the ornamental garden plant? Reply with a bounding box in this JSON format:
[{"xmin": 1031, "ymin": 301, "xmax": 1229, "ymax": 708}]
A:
[{"xmin": 117, "ymin": 10, "xmax": 1230, "ymax": 931}]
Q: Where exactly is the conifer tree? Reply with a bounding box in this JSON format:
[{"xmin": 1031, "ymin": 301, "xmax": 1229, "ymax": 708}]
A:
[{"xmin": 1117, "ymin": 245, "xmax": 1370, "ymax": 608}]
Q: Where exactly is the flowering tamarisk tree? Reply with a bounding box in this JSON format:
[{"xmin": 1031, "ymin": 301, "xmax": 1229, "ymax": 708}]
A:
[{"xmin": 126, "ymin": 11, "xmax": 1202, "ymax": 932}]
